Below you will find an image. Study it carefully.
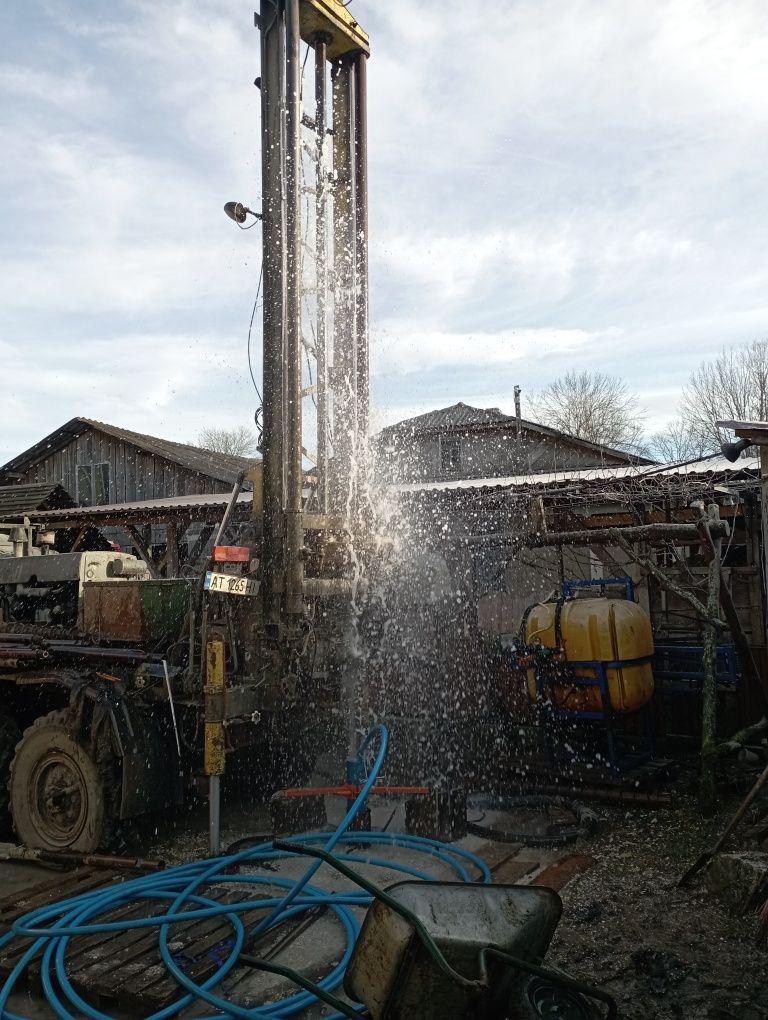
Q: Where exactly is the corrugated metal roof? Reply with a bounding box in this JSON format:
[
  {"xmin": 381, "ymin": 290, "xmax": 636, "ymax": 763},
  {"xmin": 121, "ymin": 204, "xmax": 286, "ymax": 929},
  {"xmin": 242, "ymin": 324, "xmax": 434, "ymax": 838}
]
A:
[
  {"xmin": 0, "ymin": 483, "xmax": 76, "ymax": 517},
  {"xmin": 0, "ymin": 418, "xmax": 258, "ymax": 486},
  {"xmin": 391, "ymin": 453, "xmax": 760, "ymax": 495},
  {"xmin": 21, "ymin": 491, "xmax": 253, "ymax": 522}
]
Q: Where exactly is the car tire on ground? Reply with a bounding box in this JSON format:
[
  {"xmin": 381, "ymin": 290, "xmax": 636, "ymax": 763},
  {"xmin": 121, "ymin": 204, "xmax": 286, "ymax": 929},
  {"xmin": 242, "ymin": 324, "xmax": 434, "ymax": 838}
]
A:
[{"xmin": 9, "ymin": 709, "xmax": 113, "ymax": 852}]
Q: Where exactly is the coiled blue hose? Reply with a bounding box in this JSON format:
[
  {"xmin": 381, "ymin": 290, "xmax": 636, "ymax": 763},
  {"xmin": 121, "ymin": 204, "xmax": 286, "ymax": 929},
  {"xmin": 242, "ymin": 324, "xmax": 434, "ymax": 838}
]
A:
[{"xmin": 0, "ymin": 725, "xmax": 489, "ymax": 1020}]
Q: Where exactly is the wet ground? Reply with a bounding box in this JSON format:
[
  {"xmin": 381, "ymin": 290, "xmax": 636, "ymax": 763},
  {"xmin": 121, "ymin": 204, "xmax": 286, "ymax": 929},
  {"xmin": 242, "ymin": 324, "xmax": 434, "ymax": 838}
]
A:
[
  {"xmin": 549, "ymin": 798, "xmax": 768, "ymax": 1019},
  {"xmin": 2, "ymin": 790, "xmax": 768, "ymax": 1017}
]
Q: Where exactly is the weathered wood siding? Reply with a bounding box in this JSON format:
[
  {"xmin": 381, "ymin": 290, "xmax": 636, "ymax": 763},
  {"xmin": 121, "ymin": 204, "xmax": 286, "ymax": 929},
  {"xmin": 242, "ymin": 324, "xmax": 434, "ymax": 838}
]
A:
[
  {"xmin": 376, "ymin": 426, "xmax": 630, "ymax": 485},
  {"xmin": 12, "ymin": 425, "xmax": 233, "ymax": 504}
]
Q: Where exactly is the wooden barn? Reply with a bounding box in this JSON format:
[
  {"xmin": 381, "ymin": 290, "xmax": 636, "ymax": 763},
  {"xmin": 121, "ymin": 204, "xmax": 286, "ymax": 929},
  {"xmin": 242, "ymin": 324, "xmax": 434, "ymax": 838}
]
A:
[{"xmin": 0, "ymin": 418, "xmax": 254, "ymax": 505}]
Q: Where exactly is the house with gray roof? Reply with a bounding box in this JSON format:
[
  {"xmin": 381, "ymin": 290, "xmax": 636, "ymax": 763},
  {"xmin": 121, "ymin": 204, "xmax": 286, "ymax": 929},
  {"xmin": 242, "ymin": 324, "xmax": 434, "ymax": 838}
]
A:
[{"xmin": 374, "ymin": 402, "xmax": 652, "ymax": 485}]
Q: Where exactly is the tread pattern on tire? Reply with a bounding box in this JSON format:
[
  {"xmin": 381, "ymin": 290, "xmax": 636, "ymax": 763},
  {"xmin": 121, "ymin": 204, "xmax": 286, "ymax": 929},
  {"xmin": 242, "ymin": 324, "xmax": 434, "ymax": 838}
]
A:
[
  {"xmin": 0, "ymin": 713, "xmax": 21, "ymax": 818},
  {"xmin": 8, "ymin": 709, "xmax": 117, "ymax": 852}
]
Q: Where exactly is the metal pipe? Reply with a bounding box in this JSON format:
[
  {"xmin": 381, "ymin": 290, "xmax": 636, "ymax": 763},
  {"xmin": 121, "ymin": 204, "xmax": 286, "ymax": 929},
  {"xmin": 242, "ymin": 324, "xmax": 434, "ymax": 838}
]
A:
[
  {"xmin": 284, "ymin": 0, "xmax": 304, "ymax": 616},
  {"xmin": 205, "ymin": 637, "xmax": 226, "ymax": 856},
  {"xmin": 213, "ymin": 470, "xmax": 248, "ymax": 548},
  {"xmin": 330, "ymin": 59, "xmax": 357, "ymax": 513},
  {"xmin": 259, "ymin": 0, "xmax": 286, "ymax": 626},
  {"xmin": 514, "ymin": 384, "xmax": 522, "ymax": 454},
  {"xmin": 353, "ymin": 52, "xmax": 369, "ymax": 448},
  {"xmin": 315, "ymin": 35, "xmax": 330, "ymax": 514},
  {"xmin": 209, "ymin": 775, "xmax": 221, "ymax": 856},
  {"xmin": 162, "ymin": 659, "xmax": 182, "ymax": 758}
]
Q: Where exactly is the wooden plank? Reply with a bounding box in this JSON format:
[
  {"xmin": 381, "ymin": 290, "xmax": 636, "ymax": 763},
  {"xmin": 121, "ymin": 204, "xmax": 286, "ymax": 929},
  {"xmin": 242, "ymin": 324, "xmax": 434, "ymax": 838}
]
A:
[
  {"xmin": 491, "ymin": 858, "xmax": 538, "ymax": 884},
  {"xmin": 0, "ymin": 870, "xmax": 129, "ymax": 982},
  {"xmin": 0, "ymin": 870, "xmax": 122, "ymax": 925},
  {"xmin": 62, "ymin": 902, "xmax": 154, "ymax": 976},
  {"xmin": 471, "ymin": 840, "xmax": 522, "ymax": 873},
  {"xmin": 132, "ymin": 890, "xmax": 272, "ymax": 1008},
  {"xmin": 39, "ymin": 884, "xmax": 271, "ymax": 1012},
  {"xmin": 531, "ymin": 854, "xmax": 595, "ymax": 891}
]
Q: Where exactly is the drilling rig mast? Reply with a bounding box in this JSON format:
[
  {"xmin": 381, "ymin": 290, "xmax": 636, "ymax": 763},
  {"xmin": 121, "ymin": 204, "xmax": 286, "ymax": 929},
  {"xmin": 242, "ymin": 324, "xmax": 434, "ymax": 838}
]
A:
[{"xmin": 256, "ymin": 0, "xmax": 371, "ymax": 732}]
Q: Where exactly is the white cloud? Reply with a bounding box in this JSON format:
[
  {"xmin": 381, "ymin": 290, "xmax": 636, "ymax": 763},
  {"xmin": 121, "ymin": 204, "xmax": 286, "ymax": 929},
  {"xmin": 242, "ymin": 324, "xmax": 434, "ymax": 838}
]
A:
[
  {"xmin": 0, "ymin": 329, "xmax": 259, "ymax": 461},
  {"xmin": 3, "ymin": 0, "xmax": 768, "ymax": 463},
  {"xmin": 372, "ymin": 325, "xmax": 603, "ymax": 377},
  {"xmin": 0, "ymin": 64, "xmax": 105, "ymax": 113}
]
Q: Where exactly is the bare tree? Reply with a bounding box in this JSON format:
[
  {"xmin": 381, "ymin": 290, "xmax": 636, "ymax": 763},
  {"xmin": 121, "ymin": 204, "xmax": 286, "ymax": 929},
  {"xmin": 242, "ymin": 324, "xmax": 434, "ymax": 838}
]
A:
[
  {"xmin": 680, "ymin": 339, "xmax": 768, "ymax": 451},
  {"xmin": 649, "ymin": 418, "xmax": 712, "ymax": 463},
  {"xmin": 195, "ymin": 425, "xmax": 258, "ymax": 458},
  {"xmin": 530, "ymin": 370, "xmax": 646, "ymax": 454}
]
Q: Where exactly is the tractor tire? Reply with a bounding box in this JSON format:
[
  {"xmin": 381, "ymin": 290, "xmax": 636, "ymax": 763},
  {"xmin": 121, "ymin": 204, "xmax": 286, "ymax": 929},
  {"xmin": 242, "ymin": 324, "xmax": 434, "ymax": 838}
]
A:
[
  {"xmin": 9, "ymin": 710, "xmax": 114, "ymax": 852},
  {"xmin": 0, "ymin": 713, "xmax": 21, "ymax": 820}
]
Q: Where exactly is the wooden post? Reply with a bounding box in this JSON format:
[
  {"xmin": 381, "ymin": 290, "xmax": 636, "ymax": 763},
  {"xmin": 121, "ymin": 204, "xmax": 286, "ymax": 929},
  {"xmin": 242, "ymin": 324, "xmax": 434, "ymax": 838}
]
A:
[
  {"xmin": 700, "ymin": 505, "xmax": 722, "ymax": 816},
  {"xmin": 165, "ymin": 522, "xmax": 179, "ymax": 578},
  {"xmin": 697, "ymin": 512, "xmax": 768, "ymax": 711},
  {"xmin": 127, "ymin": 525, "xmax": 159, "ymax": 579},
  {"xmin": 762, "ymin": 448, "xmax": 768, "ymax": 650}
]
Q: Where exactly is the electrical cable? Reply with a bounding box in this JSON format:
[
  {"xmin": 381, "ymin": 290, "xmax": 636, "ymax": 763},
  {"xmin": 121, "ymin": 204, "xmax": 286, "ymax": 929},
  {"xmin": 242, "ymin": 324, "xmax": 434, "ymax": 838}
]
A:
[
  {"xmin": 0, "ymin": 724, "xmax": 491, "ymax": 1020},
  {"xmin": 248, "ymin": 260, "xmax": 264, "ymax": 406}
]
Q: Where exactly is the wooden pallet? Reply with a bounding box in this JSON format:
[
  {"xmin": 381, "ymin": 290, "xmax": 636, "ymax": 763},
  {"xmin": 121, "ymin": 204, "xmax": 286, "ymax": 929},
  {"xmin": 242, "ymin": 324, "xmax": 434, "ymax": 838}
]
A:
[
  {"xmin": 0, "ymin": 849, "xmax": 558, "ymax": 1015},
  {"xmin": 0, "ymin": 866, "xmax": 293, "ymax": 1014}
]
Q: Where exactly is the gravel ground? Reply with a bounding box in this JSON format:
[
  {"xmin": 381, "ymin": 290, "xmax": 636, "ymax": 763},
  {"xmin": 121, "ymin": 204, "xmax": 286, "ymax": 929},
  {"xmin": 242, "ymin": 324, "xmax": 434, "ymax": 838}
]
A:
[{"xmin": 549, "ymin": 798, "xmax": 768, "ymax": 1019}]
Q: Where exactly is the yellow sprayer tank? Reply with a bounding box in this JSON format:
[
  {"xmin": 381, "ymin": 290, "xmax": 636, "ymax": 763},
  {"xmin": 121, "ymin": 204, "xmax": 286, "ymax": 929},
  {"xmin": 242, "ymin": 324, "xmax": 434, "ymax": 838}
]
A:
[{"xmin": 524, "ymin": 597, "xmax": 654, "ymax": 715}]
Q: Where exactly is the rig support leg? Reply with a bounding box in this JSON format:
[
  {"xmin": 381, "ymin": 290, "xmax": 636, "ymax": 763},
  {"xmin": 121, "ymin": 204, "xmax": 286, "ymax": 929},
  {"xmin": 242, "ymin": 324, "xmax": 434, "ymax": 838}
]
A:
[{"xmin": 205, "ymin": 637, "xmax": 227, "ymax": 856}]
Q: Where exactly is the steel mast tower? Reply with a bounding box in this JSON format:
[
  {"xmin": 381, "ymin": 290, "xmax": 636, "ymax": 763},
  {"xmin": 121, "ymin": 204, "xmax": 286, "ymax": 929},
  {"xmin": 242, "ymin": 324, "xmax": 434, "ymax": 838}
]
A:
[{"xmin": 257, "ymin": 0, "xmax": 370, "ymax": 704}]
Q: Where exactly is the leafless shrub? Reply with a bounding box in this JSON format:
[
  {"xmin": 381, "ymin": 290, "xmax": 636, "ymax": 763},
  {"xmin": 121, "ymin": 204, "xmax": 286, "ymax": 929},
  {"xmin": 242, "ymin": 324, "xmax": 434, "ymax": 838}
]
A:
[
  {"xmin": 648, "ymin": 418, "xmax": 713, "ymax": 463},
  {"xmin": 680, "ymin": 339, "xmax": 768, "ymax": 451},
  {"xmin": 530, "ymin": 370, "xmax": 646, "ymax": 455},
  {"xmin": 195, "ymin": 425, "xmax": 259, "ymax": 457}
]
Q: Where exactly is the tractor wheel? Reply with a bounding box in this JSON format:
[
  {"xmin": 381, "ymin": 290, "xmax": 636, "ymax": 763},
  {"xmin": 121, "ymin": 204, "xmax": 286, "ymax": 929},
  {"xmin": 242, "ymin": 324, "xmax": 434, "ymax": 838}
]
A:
[
  {"xmin": 9, "ymin": 710, "xmax": 113, "ymax": 852},
  {"xmin": 0, "ymin": 713, "xmax": 21, "ymax": 820}
]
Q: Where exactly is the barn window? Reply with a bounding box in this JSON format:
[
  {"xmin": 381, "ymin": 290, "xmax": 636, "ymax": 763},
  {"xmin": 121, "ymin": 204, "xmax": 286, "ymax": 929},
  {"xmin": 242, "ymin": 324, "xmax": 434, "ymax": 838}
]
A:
[
  {"xmin": 77, "ymin": 463, "xmax": 110, "ymax": 506},
  {"xmin": 439, "ymin": 435, "xmax": 461, "ymax": 474}
]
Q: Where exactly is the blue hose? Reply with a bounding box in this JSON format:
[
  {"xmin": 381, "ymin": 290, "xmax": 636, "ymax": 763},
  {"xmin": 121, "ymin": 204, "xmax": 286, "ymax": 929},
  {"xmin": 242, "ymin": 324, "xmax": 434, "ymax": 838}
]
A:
[{"xmin": 0, "ymin": 725, "xmax": 488, "ymax": 1019}]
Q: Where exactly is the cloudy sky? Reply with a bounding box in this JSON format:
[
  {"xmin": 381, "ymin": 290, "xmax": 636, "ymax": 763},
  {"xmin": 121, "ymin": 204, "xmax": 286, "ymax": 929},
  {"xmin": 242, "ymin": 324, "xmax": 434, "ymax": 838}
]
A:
[{"xmin": 2, "ymin": 0, "xmax": 768, "ymax": 462}]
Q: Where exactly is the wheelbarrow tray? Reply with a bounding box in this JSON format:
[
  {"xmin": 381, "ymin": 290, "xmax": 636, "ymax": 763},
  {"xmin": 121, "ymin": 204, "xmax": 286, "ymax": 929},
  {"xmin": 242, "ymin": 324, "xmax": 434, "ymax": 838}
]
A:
[{"xmin": 345, "ymin": 881, "xmax": 562, "ymax": 1019}]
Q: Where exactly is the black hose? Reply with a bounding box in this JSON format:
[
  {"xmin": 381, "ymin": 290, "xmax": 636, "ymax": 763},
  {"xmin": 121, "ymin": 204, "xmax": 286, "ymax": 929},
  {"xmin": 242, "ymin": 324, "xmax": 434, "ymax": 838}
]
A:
[{"xmin": 466, "ymin": 794, "xmax": 599, "ymax": 847}]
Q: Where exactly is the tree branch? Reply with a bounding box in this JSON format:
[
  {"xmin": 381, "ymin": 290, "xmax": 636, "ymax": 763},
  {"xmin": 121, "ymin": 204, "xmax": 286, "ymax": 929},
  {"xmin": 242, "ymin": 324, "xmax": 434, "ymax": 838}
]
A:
[{"xmin": 611, "ymin": 533, "xmax": 727, "ymax": 631}]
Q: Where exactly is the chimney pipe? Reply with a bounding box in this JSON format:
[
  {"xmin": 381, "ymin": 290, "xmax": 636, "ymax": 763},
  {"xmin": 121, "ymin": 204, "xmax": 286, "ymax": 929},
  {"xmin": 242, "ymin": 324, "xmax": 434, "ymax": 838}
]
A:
[{"xmin": 514, "ymin": 385, "xmax": 522, "ymax": 451}]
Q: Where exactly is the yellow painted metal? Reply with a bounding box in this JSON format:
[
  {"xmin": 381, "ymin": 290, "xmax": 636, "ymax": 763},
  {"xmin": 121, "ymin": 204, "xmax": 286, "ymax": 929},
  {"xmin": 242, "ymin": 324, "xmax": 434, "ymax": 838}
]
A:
[
  {"xmin": 525, "ymin": 598, "xmax": 654, "ymax": 714},
  {"xmin": 204, "ymin": 723, "xmax": 225, "ymax": 777},
  {"xmin": 246, "ymin": 463, "xmax": 263, "ymax": 518},
  {"xmin": 204, "ymin": 638, "xmax": 226, "ymax": 776},
  {"xmin": 299, "ymin": 0, "xmax": 369, "ymax": 60}
]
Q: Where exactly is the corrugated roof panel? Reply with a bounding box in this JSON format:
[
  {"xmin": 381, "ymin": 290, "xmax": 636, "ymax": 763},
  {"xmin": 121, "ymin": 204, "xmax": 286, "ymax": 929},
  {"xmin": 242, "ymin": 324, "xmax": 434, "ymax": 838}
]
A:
[
  {"xmin": 22, "ymin": 491, "xmax": 254, "ymax": 521},
  {"xmin": 391, "ymin": 453, "xmax": 759, "ymax": 495}
]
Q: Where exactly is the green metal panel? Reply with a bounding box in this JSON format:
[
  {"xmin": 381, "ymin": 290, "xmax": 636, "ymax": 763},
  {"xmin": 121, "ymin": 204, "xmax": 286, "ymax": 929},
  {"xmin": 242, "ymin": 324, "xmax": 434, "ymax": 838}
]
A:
[{"xmin": 138, "ymin": 580, "xmax": 189, "ymax": 643}]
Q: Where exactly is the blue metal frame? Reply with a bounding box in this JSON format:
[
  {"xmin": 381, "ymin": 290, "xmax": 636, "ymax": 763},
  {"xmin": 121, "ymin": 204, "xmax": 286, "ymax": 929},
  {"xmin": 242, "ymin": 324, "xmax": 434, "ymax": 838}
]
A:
[
  {"xmin": 653, "ymin": 642, "xmax": 738, "ymax": 690},
  {"xmin": 533, "ymin": 656, "xmax": 655, "ymax": 772},
  {"xmin": 561, "ymin": 577, "xmax": 635, "ymax": 602}
]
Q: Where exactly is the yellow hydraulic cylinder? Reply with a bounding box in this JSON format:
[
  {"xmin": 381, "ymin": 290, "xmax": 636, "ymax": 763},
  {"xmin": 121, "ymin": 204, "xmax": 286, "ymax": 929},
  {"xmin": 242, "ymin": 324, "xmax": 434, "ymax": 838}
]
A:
[{"xmin": 204, "ymin": 638, "xmax": 226, "ymax": 776}]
